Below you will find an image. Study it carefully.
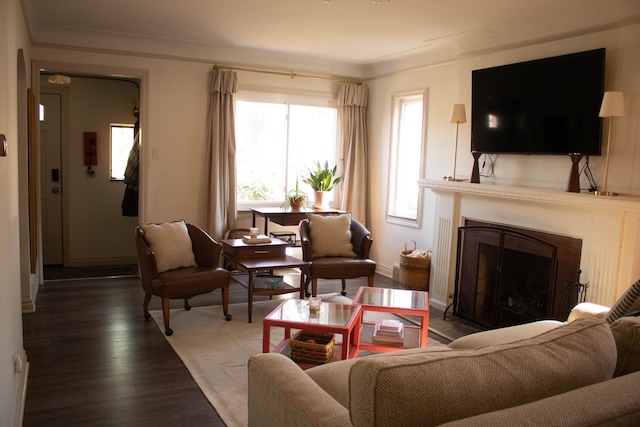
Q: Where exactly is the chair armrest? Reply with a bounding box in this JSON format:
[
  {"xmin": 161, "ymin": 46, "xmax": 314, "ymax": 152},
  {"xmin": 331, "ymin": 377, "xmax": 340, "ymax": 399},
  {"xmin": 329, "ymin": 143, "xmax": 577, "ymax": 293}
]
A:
[
  {"xmin": 248, "ymin": 353, "xmax": 351, "ymax": 427},
  {"xmin": 350, "ymin": 219, "xmax": 372, "ymax": 259},
  {"xmin": 299, "ymin": 219, "xmax": 313, "ymax": 262},
  {"xmin": 135, "ymin": 227, "xmax": 158, "ymax": 279},
  {"xmin": 186, "ymin": 224, "xmax": 222, "ymax": 268},
  {"xmin": 567, "ymin": 302, "xmax": 610, "ymax": 323}
]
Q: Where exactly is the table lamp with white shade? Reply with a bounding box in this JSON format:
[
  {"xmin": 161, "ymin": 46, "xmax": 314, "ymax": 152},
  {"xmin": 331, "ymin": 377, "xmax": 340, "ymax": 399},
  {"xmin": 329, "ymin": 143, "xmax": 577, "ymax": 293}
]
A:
[
  {"xmin": 444, "ymin": 103, "xmax": 467, "ymax": 182},
  {"xmin": 595, "ymin": 91, "xmax": 625, "ymax": 196}
]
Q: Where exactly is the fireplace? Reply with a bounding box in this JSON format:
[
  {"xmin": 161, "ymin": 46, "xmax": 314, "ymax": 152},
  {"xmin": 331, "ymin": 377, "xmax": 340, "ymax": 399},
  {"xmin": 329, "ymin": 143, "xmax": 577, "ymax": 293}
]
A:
[{"xmin": 453, "ymin": 220, "xmax": 582, "ymax": 329}]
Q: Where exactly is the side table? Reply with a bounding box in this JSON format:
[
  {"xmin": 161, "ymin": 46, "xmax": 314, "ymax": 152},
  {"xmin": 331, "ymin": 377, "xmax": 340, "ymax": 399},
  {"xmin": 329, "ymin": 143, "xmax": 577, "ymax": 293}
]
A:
[
  {"xmin": 222, "ymin": 238, "xmax": 308, "ymax": 323},
  {"xmin": 352, "ymin": 286, "xmax": 430, "ymax": 352},
  {"xmin": 263, "ymin": 298, "xmax": 362, "ymax": 361}
]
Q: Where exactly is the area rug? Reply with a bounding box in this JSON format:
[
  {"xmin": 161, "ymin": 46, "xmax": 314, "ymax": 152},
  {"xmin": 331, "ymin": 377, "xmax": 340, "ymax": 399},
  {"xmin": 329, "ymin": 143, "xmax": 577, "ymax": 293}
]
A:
[{"xmin": 150, "ymin": 294, "xmax": 446, "ymax": 427}]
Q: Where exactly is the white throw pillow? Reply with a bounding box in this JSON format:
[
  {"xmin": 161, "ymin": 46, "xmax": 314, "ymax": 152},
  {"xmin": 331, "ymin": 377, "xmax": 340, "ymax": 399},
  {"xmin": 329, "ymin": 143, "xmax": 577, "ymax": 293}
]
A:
[
  {"xmin": 140, "ymin": 220, "xmax": 196, "ymax": 273},
  {"xmin": 308, "ymin": 214, "xmax": 356, "ymax": 258}
]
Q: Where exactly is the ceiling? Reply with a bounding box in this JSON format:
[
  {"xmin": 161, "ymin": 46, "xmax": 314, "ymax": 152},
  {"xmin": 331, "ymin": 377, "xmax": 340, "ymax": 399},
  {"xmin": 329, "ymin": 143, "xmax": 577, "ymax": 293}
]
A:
[{"xmin": 23, "ymin": 0, "xmax": 640, "ymax": 76}]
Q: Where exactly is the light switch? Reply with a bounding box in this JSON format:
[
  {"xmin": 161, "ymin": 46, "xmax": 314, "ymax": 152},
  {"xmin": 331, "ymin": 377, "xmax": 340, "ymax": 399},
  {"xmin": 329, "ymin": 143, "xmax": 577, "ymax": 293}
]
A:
[
  {"xmin": 152, "ymin": 147, "xmax": 160, "ymax": 159},
  {"xmin": 0, "ymin": 134, "xmax": 6, "ymax": 156}
]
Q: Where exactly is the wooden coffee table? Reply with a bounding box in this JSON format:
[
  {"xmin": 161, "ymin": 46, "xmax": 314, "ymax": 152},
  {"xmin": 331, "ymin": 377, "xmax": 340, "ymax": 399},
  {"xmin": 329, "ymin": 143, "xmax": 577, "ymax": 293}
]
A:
[
  {"xmin": 352, "ymin": 286, "xmax": 430, "ymax": 352},
  {"xmin": 222, "ymin": 238, "xmax": 308, "ymax": 323},
  {"xmin": 263, "ymin": 298, "xmax": 362, "ymax": 361}
]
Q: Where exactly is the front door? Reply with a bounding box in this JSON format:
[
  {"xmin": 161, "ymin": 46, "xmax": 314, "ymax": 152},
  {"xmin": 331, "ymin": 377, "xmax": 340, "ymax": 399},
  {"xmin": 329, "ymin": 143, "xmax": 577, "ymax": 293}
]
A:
[{"xmin": 40, "ymin": 92, "xmax": 63, "ymax": 265}]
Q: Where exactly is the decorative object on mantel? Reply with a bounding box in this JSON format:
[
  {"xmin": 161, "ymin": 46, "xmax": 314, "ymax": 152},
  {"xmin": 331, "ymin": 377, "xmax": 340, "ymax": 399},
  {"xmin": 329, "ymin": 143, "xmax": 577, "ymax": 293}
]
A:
[
  {"xmin": 595, "ymin": 91, "xmax": 625, "ymax": 197},
  {"xmin": 566, "ymin": 153, "xmax": 584, "ymax": 193},
  {"xmin": 444, "ymin": 103, "xmax": 466, "ymax": 182},
  {"xmin": 470, "ymin": 151, "xmax": 481, "ymax": 184}
]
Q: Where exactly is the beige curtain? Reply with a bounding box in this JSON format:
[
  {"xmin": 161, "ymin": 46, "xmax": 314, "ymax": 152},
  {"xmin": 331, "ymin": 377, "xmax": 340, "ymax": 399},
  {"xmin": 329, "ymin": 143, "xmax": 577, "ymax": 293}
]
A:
[
  {"xmin": 206, "ymin": 68, "xmax": 238, "ymax": 240},
  {"xmin": 338, "ymin": 83, "xmax": 369, "ymax": 224}
]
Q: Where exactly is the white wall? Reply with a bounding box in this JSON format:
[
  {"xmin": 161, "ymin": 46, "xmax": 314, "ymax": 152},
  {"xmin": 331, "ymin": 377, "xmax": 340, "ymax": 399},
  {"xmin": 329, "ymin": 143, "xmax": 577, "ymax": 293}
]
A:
[
  {"xmin": 366, "ymin": 24, "xmax": 640, "ymax": 283},
  {"xmin": 1, "ymin": 0, "xmax": 31, "ymax": 424},
  {"xmin": 39, "ymin": 76, "xmax": 140, "ymax": 266}
]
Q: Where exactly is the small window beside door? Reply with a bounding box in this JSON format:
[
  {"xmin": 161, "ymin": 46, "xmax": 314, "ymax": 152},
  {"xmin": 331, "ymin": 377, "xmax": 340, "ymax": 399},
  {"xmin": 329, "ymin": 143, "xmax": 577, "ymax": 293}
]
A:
[{"xmin": 110, "ymin": 124, "xmax": 135, "ymax": 181}]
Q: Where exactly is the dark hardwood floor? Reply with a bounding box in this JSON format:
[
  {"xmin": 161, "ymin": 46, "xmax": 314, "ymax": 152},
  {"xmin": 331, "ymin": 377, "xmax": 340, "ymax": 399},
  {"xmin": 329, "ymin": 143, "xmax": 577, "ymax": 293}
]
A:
[{"xmin": 22, "ymin": 272, "xmax": 475, "ymax": 426}]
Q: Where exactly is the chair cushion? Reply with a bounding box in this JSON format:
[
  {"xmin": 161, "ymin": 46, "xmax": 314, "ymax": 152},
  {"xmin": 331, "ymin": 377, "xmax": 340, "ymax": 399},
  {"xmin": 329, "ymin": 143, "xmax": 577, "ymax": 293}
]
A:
[
  {"xmin": 606, "ymin": 278, "xmax": 640, "ymax": 323},
  {"xmin": 140, "ymin": 220, "xmax": 196, "ymax": 273},
  {"xmin": 610, "ymin": 315, "xmax": 640, "ymax": 376},
  {"xmin": 308, "ymin": 214, "xmax": 356, "ymax": 258}
]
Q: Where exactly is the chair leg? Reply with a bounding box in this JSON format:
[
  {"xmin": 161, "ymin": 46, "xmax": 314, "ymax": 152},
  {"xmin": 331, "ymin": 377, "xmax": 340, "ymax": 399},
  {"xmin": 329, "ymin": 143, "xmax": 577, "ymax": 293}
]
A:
[
  {"xmin": 341, "ymin": 279, "xmax": 347, "ymax": 296},
  {"xmin": 312, "ymin": 278, "xmax": 318, "ymax": 297},
  {"xmin": 143, "ymin": 292, "xmax": 152, "ymax": 320},
  {"xmin": 304, "ymin": 272, "xmax": 311, "ymax": 297},
  {"xmin": 367, "ymin": 275, "xmax": 375, "ymax": 287},
  {"xmin": 161, "ymin": 297, "xmax": 173, "ymax": 336},
  {"xmin": 184, "ymin": 298, "xmax": 191, "ymax": 311},
  {"xmin": 221, "ymin": 286, "xmax": 232, "ymax": 321}
]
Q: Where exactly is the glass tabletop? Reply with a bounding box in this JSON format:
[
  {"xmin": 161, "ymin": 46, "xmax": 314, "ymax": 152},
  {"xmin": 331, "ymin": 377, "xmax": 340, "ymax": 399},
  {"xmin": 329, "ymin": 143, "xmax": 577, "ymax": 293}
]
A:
[
  {"xmin": 266, "ymin": 299, "xmax": 358, "ymax": 327},
  {"xmin": 353, "ymin": 287, "xmax": 429, "ymax": 311}
]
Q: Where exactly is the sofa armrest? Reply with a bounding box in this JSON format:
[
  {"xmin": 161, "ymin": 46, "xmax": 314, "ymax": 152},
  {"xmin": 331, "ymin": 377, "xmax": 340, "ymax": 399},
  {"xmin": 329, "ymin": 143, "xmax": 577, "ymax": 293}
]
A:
[
  {"xmin": 567, "ymin": 302, "xmax": 610, "ymax": 322},
  {"xmin": 248, "ymin": 353, "xmax": 351, "ymax": 427}
]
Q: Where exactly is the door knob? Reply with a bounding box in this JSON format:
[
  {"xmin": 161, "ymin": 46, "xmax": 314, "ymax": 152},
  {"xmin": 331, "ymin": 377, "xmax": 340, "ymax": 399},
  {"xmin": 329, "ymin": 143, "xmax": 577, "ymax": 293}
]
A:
[{"xmin": 52, "ymin": 187, "xmax": 60, "ymax": 193}]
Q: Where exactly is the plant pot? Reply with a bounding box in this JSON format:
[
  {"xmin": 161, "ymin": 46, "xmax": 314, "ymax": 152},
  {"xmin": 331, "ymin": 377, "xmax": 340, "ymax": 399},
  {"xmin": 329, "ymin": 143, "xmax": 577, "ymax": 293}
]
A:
[
  {"xmin": 313, "ymin": 191, "xmax": 329, "ymax": 209},
  {"xmin": 289, "ymin": 197, "xmax": 305, "ymax": 211}
]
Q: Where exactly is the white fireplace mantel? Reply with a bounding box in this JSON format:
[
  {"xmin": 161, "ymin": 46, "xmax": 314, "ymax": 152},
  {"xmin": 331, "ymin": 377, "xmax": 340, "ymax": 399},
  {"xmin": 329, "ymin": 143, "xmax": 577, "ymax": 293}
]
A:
[{"xmin": 419, "ymin": 179, "xmax": 640, "ymax": 313}]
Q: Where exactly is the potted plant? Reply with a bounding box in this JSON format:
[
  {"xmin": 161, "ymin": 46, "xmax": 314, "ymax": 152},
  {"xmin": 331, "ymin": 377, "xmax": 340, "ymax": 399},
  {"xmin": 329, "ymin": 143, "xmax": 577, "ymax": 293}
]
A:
[
  {"xmin": 281, "ymin": 177, "xmax": 308, "ymax": 210},
  {"xmin": 303, "ymin": 161, "xmax": 342, "ymax": 208}
]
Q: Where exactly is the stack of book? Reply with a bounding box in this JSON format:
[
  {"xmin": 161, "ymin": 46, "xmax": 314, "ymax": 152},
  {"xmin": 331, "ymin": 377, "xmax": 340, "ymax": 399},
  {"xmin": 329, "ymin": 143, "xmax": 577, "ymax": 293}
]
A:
[
  {"xmin": 242, "ymin": 234, "xmax": 271, "ymax": 244},
  {"xmin": 372, "ymin": 319, "xmax": 405, "ymax": 346}
]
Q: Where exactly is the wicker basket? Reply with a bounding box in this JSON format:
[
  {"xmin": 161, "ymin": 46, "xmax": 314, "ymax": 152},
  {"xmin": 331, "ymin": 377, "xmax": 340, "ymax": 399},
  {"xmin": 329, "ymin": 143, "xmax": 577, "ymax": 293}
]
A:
[
  {"xmin": 399, "ymin": 240, "xmax": 431, "ymax": 291},
  {"xmin": 290, "ymin": 330, "xmax": 335, "ymax": 366}
]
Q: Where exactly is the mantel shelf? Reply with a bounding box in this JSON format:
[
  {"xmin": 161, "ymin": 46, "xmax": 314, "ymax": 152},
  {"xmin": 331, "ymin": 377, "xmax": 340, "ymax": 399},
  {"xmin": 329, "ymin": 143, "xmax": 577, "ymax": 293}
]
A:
[{"xmin": 419, "ymin": 179, "xmax": 640, "ymax": 213}]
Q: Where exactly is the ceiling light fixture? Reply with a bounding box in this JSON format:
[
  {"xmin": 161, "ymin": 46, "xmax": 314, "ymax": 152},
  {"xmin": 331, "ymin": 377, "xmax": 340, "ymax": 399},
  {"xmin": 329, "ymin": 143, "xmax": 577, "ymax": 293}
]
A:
[{"xmin": 48, "ymin": 73, "xmax": 71, "ymax": 85}]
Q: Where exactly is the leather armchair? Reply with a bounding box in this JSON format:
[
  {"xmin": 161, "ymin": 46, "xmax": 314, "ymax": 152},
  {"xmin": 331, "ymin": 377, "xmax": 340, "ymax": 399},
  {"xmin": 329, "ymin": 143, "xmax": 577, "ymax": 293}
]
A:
[
  {"xmin": 136, "ymin": 223, "xmax": 231, "ymax": 335},
  {"xmin": 299, "ymin": 217, "xmax": 376, "ymax": 297}
]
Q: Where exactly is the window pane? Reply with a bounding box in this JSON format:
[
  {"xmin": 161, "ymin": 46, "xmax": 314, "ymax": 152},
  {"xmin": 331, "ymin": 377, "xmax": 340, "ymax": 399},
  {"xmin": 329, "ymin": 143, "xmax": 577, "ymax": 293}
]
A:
[
  {"xmin": 110, "ymin": 125, "xmax": 135, "ymax": 180},
  {"xmin": 236, "ymin": 101, "xmax": 287, "ymax": 202},
  {"xmin": 236, "ymin": 97, "xmax": 338, "ymax": 206},
  {"xmin": 288, "ymin": 104, "xmax": 337, "ymax": 195},
  {"xmin": 388, "ymin": 92, "xmax": 425, "ymax": 224}
]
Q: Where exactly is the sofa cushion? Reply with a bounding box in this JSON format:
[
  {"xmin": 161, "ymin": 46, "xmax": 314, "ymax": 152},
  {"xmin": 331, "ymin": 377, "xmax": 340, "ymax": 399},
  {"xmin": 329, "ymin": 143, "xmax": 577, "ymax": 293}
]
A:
[
  {"xmin": 606, "ymin": 278, "xmax": 640, "ymax": 323},
  {"xmin": 306, "ymin": 345, "xmax": 453, "ymax": 409},
  {"xmin": 449, "ymin": 320, "xmax": 563, "ymax": 349},
  {"xmin": 308, "ymin": 214, "xmax": 356, "ymax": 258},
  {"xmin": 610, "ymin": 315, "xmax": 640, "ymax": 376},
  {"xmin": 349, "ymin": 318, "xmax": 616, "ymax": 427},
  {"xmin": 140, "ymin": 220, "xmax": 196, "ymax": 273}
]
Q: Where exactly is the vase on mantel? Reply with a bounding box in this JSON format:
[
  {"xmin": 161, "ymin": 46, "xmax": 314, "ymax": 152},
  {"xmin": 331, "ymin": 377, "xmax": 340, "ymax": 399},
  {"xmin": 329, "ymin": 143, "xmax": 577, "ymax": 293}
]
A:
[{"xmin": 313, "ymin": 191, "xmax": 329, "ymax": 210}]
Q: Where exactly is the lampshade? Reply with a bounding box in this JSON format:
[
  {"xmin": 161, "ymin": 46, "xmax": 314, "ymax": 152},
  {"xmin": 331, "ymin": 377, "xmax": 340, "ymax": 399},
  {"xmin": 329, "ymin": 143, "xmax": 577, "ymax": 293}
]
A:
[
  {"xmin": 449, "ymin": 103, "xmax": 467, "ymax": 124},
  {"xmin": 48, "ymin": 73, "xmax": 71, "ymax": 85},
  {"xmin": 599, "ymin": 91, "xmax": 625, "ymax": 118}
]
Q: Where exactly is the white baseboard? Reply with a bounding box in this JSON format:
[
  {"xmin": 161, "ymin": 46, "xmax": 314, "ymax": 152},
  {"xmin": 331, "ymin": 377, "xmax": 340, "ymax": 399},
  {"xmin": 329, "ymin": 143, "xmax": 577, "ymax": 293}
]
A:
[{"xmin": 13, "ymin": 350, "xmax": 28, "ymax": 427}]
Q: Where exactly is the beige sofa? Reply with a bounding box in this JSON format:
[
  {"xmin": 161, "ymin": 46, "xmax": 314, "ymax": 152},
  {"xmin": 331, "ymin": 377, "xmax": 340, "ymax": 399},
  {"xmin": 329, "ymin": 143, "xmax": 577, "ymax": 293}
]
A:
[{"xmin": 248, "ymin": 283, "xmax": 640, "ymax": 426}]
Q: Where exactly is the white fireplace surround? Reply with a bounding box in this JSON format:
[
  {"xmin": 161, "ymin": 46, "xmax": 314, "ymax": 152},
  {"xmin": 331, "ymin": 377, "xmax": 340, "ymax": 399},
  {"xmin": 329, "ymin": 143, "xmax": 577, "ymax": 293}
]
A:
[{"xmin": 420, "ymin": 179, "xmax": 640, "ymax": 314}]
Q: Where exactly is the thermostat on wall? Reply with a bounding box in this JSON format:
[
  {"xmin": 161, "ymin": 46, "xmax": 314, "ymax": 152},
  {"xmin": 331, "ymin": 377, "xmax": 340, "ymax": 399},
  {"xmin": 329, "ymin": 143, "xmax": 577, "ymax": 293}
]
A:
[{"xmin": 0, "ymin": 134, "xmax": 7, "ymax": 156}]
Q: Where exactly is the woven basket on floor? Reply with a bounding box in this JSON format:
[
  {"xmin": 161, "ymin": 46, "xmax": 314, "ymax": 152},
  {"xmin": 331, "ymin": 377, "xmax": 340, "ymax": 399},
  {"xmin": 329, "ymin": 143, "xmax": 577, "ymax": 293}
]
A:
[{"xmin": 399, "ymin": 240, "xmax": 431, "ymax": 291}]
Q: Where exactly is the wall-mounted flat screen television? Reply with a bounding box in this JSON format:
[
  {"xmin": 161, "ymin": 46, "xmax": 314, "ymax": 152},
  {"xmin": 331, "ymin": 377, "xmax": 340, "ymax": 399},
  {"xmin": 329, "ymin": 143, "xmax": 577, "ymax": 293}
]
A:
[{"xmin": 471, "ymin": 48, "xmax": 605, "ymax": 155}]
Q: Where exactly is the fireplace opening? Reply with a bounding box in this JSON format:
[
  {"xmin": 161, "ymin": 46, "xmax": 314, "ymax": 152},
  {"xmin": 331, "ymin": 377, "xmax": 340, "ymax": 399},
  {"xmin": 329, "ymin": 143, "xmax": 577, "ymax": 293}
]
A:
[{"xmin": 453, "ymin": 220, "xmax": 582, "ymax": 329}]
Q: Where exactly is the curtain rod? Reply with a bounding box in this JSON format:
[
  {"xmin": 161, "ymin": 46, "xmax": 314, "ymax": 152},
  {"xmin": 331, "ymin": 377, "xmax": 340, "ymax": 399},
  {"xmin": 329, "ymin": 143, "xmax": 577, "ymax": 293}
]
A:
[{"xmin": 213, "ymin": 64, "xmax": 362, "ymax": 85}]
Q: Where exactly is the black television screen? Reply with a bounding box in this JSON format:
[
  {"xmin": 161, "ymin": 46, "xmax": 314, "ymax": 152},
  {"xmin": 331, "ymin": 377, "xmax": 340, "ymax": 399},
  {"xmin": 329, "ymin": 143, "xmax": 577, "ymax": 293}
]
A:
[{"xmin": 471, "ymin": 48, "xmax": 605, "ymax": 155}]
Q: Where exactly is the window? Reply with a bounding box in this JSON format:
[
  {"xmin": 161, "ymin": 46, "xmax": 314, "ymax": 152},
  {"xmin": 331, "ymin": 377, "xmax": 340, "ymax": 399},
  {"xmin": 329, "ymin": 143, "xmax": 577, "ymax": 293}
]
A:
[
  {"xmin": 235, "ymin": 92, "xmax": 339, "ymax": 208},
  {"xmin": 386, "ymin": 90, "xmax": 427, "ymax": 227},
  {"xmin": 110, "ymin": 124, "xmax": 135, "ymax": 180}
]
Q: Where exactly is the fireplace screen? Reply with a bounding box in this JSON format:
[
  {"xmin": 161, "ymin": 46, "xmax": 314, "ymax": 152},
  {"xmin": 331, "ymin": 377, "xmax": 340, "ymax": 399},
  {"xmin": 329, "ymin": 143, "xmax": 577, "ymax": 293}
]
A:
[{"xmin": 453, "ymin": 222, "xmax": 581, "ymax": 329}]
